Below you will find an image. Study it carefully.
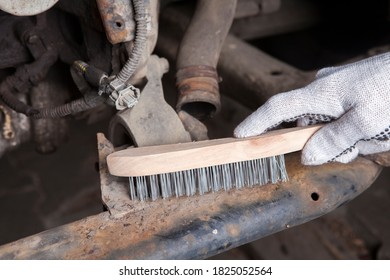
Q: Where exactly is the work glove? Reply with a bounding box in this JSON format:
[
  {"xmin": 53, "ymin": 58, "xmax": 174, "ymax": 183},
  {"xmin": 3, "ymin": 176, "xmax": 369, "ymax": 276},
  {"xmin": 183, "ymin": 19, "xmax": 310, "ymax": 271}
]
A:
[{"xmin": 234, "ymin": 52, "xmax": 390, "ymax": 165}]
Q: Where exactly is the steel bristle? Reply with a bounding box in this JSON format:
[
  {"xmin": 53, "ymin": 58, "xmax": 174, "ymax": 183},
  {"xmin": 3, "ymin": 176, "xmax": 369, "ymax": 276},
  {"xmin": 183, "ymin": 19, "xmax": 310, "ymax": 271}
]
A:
[{"xmin": 128, "ymin": 155, "xmax": 288, "ymax": 201}]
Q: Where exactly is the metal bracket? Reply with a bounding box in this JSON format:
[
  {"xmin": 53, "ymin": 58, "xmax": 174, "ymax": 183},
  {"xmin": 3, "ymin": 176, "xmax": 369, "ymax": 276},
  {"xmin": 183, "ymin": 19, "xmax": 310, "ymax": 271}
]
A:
[{"xmin": 108, "ymin": 55, "xmax": 191, "ymax": 148}]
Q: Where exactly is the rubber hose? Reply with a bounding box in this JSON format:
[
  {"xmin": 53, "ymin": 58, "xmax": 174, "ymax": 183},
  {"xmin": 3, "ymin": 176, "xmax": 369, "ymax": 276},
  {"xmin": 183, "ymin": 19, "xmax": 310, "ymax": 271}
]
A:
[
  {"xmin": 0, "ymin": 77, "xmax": 39, "ymax": 116},
  {"xmin": 32, "ymin": 94, "xmax": 105, "ymax": 119},
  {"xmin": 114, "ymin": 0, "xmax": 148, "ymax": 83}
]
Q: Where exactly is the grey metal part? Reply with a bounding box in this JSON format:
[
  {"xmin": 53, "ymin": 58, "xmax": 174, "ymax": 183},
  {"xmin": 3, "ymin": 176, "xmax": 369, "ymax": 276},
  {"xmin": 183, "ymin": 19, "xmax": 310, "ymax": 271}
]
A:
[
  {"xmin": 0, "ymin": 0, "xmax": 58, "ymax": 16},
  {"xmin": 30, "ymin": 80, "xmax": 69, "ymax": 154},
  {"xmin": 108, "ymin": 55, "xmax": 191, "ymax": 147}
]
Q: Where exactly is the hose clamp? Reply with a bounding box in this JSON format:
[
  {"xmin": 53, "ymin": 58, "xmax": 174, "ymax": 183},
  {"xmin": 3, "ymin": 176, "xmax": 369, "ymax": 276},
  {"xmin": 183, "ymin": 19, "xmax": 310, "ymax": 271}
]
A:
[{"xmin": 107, "ymin": 79, "xmax": 140, "ymax": 110}]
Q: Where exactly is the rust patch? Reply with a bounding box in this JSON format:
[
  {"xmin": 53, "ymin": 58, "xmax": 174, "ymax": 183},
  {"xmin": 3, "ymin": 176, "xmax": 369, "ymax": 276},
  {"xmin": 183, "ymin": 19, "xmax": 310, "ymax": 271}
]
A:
[
  {"xmin": 96, "ymin": 0, "xmax": 135, "ymax": 44},
  {"xmin": 176, "ymin": 65, "xmax": 221, "ymax": 118},
  {"xmin": 225, "ymin": 224, "xmax": 241, "ymax": 238}
]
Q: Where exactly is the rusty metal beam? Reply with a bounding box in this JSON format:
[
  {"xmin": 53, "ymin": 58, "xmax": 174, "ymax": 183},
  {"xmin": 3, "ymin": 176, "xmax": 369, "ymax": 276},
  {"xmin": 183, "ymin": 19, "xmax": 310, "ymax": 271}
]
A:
[
  {"xmin": 217, "ymin": 34, "xmax": 314, "ymax": 109},
  {"xmin": 0, "ymin": 132, "xmax": 381, "ymax": 259}
]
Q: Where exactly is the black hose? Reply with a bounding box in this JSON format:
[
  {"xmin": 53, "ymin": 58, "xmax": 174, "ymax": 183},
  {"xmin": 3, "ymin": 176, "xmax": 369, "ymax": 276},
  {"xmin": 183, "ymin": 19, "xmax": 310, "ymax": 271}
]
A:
[
  {"xmin": 0, "ymin": 51, "xmax": 57, "ymax": 116},
  {"xmin": 0, "ymin": 75, "xmax": 39, "ymax": 116},
  {"xmin": 32, "ymin": 92, "xmax": 106, "ymax": 119},
  {"xmin": 0, "ymin": 63, "xmax": 106, "ymax": 119}
]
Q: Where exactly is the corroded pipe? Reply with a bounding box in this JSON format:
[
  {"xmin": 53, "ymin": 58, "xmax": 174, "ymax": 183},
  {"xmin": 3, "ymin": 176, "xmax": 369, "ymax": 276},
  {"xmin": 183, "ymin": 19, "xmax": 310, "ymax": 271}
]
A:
[{"xmin": 176, "ymin": 0, "xmax": 237, "ymax": 119}]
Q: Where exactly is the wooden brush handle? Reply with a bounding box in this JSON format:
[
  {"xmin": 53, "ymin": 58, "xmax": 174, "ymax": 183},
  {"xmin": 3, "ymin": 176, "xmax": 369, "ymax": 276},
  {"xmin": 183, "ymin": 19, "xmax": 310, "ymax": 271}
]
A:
[{"xmin": 107, "ymin": 125, "xmax": 322, "ymax": 177}]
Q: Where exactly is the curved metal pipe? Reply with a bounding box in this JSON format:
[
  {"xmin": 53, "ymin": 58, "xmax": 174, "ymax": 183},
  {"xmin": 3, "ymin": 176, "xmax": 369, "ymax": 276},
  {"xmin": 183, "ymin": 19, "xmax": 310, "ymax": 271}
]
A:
[{"xmin": 176, "ymin": 0, "xmax": 237, "ymax": 119}]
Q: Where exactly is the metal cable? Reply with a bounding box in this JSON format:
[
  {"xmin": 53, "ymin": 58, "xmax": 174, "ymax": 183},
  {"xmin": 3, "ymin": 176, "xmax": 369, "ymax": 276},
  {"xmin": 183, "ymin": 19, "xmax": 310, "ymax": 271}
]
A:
[{"xmin": 32, "ymin": 94, "xmax": 105, "ymax": 119}]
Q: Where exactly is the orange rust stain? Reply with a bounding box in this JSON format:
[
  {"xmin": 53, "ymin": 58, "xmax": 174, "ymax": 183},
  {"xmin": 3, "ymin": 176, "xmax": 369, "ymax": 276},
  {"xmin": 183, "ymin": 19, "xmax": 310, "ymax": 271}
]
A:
[{"xmin": 225, "ymin": 224, "xmax": 240, "ymax": 237}]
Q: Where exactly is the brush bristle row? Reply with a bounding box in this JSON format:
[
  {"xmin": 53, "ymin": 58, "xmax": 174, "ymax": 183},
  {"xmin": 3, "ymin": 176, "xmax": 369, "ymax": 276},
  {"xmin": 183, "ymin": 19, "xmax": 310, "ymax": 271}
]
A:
[{"xmin": 128, "ymin": 155, "xmax": 288, "ymax": 201}]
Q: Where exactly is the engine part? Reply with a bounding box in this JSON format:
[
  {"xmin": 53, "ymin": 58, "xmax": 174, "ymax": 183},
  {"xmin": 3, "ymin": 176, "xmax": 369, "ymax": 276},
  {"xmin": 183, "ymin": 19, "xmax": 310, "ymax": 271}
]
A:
[
  {"xmin": 175, "ymin": 0, "xmax": 237, "ymax": 119},
  {"xmin": 157, "ymin": 4, "xmax": 314, "ymax": 112},
  {"xmin": 96, "ymin": 0, "xmax": 136, "ymax": 44},
  {"xmin": 176, "ymin": 65, "xmax": 220, "ymax": 119},
  {"xmin": 0, "ymin": 51, "xmax": 57, "ymax": 116},
  {"xmin": 109, "ymin": 55, "xmax": 191, "ymax": 147},
  {"xmin": 178, "ymin": 110, "xmax": 208, "ymax": 141},
  {"xmin": 86, "ymin": 0, "xmax": 156, "ymax": 111},
  {"xmin": 104, "ymin": 0, "xmax": 147, "ymax": 101},
  {"xmin": 30, "ymin": 79, "xmax": 69, "ymax": 154}
]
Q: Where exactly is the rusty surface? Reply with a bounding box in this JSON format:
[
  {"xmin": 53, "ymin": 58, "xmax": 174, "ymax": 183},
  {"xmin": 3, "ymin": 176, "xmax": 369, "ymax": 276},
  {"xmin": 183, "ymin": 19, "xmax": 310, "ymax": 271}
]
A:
[
  {"xmin": 176, "ymin": 65, "xmax": 219, "ymax": 80},
  {"xmin": 176, "ymin": 66, "xmax": 220, "ymax": 118},
  {"xmin": 176, "ymin": 77, "xmax": 219, "ymax": 97},
  {"xmin": 0, "ymin": 141, "xmax": 381, "ymax": 259},
  {"xmin": 176, "ymin": 66, "xmax": 221, "ymax": 119},
  {"xmin": 96, "ymin": 0, "xmax": 135, "ymax": 44},
  {"xmin": 98, "ymin": 133, "xmax": 136, "ymax": 217}
]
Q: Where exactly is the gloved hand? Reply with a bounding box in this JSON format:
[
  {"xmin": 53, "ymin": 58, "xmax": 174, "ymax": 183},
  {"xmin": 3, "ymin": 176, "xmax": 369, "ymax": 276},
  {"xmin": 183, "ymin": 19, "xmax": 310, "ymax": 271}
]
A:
[{"xmin": 234, "ymin": 52, "xmax": 390, "ymax": 165}]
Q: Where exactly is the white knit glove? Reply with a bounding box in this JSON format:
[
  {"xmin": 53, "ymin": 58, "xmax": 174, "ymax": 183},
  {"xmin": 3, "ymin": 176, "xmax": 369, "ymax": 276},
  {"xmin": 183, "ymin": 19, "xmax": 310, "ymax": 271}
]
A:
[{"xmin": 234, "ymin": 52, "xmax": 390, "ymax": 165}]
